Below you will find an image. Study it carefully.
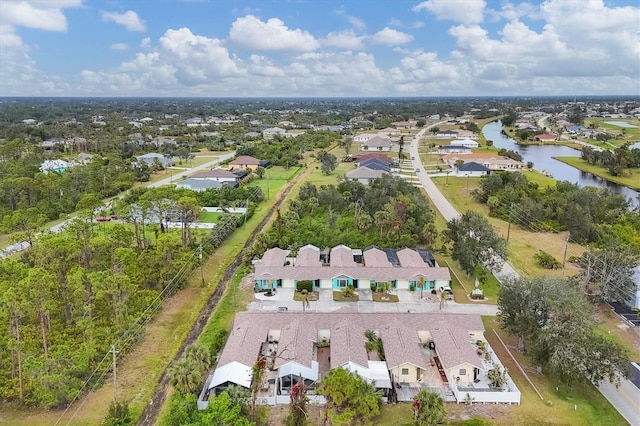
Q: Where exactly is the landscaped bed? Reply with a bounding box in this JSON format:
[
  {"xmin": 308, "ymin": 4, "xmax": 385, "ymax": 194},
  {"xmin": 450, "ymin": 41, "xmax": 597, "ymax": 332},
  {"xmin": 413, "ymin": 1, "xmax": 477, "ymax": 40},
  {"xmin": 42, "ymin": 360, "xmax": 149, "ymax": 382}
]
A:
[
  {"xmin": 333, "ymin": 291, "xmax": 359, "ymax": 302},
  {"xmin": 372, "ymin": 292, "xmax": 398, "ymax": 302},
  {"xmin": 293, "ymin": 290, "xmax": 319, "ymax": 301}
]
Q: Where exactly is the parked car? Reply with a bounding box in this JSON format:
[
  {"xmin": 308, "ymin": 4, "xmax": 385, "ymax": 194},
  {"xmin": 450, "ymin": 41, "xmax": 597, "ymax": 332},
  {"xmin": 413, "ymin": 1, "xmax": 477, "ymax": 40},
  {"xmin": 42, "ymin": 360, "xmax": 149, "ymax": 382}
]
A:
[{"xmin": 96, "ymin": 216, "xmax": 111, "ymax": 222}]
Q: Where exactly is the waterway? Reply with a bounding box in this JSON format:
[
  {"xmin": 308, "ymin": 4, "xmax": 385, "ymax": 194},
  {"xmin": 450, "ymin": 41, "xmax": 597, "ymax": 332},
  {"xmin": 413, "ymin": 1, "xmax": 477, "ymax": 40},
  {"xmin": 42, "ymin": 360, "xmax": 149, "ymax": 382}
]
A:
[{"xmin": 482, "ymin": 121, "xmax": 639, "ymax": 208}]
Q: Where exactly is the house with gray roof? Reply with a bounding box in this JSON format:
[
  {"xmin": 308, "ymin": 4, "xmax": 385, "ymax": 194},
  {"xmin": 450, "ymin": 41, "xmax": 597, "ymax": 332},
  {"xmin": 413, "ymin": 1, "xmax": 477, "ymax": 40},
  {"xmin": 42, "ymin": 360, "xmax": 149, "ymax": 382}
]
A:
[
  {"xmin": 136, "ymin": 153, "xmax": 174, "ymax": 167},
  {"xmin": 456, "ymin": 162, "xmax": 491, "ymax": 177},
  {"xmin": 253, "ymin": 244, "xmax": 450, "ymax": 292},
  {"xmin": 362, "ymin": 135, "xmax": 394, "ymax": 152},
  {"xmin": 345, "ymin": 167, "xmax": 389, "ymax": 184},
  {"xmin": 190, "ymin": 168, "xmax": 239, "ymax": 183},
  {"xmin": 175, "ymin": 178, "xmax": 236, "ymax": 191}
]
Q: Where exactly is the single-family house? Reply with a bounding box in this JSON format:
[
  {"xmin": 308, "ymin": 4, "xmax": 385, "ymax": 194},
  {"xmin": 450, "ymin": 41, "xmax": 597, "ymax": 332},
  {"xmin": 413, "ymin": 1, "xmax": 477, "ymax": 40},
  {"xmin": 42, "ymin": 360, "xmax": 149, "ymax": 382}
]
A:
[
  {"xmin": 438, "ymin": 146, "xmax": 472, "ymax": 155},
  {"xmin": 436, "ymin": 130, "xmax": 459, "ymax": 138},
  {"xmin": 150, "ymin": 137, "xmax": 177, "ymax": 147},
  {"xmin": 377, "ymin": 127, "xmax": 401, "ymax": 136},
  {"xmin": 454, "ymin": 138, "xmax": 479, "ymax": 149},
  {"xmin": 136, "ymin": 153, "xmax": 174, "ymax": 167},
  {"xmin": 455, "ymin": 130, "xmax": 478, "ymax": 140},
  {"xmin": 176, "ymin": 178, "xmax": 236, "ymax": 191},
  {"xmin": 345, "ymin": 167, "xmax": 389, "ymax": 184},
  {"xmin": 263, "ymin": 127, "xmax": 287, "ymax": 138},
  {"xmin": 228, "ymin": 156, "xmax": 269, "ymax": 171},
  {"xmin": 40, "ymin": 138, "xmax": 65, "ymax": 150},
  {"xmin": 534, "ymin": 133, "xmax": 558, "ymax": 142},
  {"xmin": 353, "ymin": 133, "xmax": 378, "ymax": 143},
  {"xmin": 40, "ymin": 159, "xmax": 70, "ymax": 174},
  {"xmin": 362, "ymin": 136, "xmax": 393, "ymax": 152},
  {"xmin": 456, "ymin": 162, "xmax": 491, "ymax": 177},
  {"xmin": 190, "ymin": 168, "xmax": 239, "ymax": 183},
  {"xmin": 352, "ymin": 152, "xmax": 390, "ymax": 163},
  {"xmin": 443, "ymin": 153, "xmax": 523, "ymax": 171},
  {"xmin": 358, "ymin": 158, "xmax": 391, "ymax": 172}
]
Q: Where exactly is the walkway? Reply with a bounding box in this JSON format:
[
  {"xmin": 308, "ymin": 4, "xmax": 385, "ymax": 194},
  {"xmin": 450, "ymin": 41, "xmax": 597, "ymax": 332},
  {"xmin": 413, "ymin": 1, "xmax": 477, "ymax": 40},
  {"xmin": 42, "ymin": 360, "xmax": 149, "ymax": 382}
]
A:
[{"xmin": 248, "ymin": 288, "xmax": 499, "ymax": 316}]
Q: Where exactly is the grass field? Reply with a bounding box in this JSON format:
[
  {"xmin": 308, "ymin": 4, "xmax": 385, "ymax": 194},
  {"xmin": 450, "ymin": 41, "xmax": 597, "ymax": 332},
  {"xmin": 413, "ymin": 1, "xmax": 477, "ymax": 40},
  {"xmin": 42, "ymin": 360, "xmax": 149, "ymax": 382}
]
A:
[
  {"xmin": 554, "ymin": 156, "xmax": 640, "ymax": 190},
  {"xmin": 431, "ymin": 176, "xmax": 583, "ymax": 278}
]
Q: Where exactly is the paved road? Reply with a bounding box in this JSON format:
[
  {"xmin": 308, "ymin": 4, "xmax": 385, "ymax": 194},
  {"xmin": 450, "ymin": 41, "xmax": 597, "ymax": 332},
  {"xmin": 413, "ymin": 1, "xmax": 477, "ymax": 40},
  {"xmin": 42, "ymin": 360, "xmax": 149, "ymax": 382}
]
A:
[
  {"xmin": 0, "ymin": 153, "xmax": 235, "ymax": 259},
  {"xmin": 409, "ymin": 126, "xmax": 520, "ymax": 282},
  {"xmin": 598, "ymin": 377, "xmax": 640, "ymax": 425}
]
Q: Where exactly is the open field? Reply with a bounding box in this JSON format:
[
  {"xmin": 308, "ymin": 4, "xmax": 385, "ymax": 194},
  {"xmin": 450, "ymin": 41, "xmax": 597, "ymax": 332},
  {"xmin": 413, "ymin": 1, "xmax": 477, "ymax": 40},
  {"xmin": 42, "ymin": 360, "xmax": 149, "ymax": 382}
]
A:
[
  {"xmin": 431, "ymin": 176, "xmax": 583, "ymax": 278},
  {"xmin": 554, "ymin": 156, "xmax": 640, "ymax": 190}
]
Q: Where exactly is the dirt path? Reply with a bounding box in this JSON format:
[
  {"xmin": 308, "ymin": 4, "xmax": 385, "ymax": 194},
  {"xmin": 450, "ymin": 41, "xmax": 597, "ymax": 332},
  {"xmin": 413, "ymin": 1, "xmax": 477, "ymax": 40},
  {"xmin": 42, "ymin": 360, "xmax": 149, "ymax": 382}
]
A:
[{"xmin": 138, "ymin": 166, "xmax": 310, "ymax": 426}]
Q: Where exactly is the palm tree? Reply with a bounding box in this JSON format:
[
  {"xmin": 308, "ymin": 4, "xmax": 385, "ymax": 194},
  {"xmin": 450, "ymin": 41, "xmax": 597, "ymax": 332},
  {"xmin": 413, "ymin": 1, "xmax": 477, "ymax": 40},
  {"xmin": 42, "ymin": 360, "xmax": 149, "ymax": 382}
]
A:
[
  {"xmin": 413, "ymin": 389, "xmax": 446, "ymax": 426},
  {"xmin": 167, "ymin": 357, "xmax": 200, "ymax": 394}
]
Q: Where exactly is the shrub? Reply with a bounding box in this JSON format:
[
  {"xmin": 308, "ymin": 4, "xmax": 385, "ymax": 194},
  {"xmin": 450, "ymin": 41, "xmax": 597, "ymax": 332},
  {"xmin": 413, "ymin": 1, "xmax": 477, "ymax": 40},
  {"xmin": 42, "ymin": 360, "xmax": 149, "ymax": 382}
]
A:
[
  {"xmin": 533, "ymin": 250, "xmax": 561, "ymax": 270},
  {"xmin": 409, "ymin": 283, "xmax": 416, "ymax": 292},
  {"xmin": 296, "ymin": 280, "xmax": 313, "ymax": 292},
  {"xmin": 431, "ymin": 289, "xmax": 437, "ymax": 295}
]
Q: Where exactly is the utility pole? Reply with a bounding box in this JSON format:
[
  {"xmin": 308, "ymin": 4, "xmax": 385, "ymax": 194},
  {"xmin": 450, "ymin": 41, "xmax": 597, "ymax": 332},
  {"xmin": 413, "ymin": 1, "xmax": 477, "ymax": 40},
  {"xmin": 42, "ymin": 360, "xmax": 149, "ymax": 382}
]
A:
[
  {"xmin": 109, "ymin": 345, "xmax": 119, "ymax": 402},
  {"xmin": 562, "ymin": 235, "xmax": 569, "ymax": 276},
  {"xmin": 199, "ymin": 245, "xmax": 205, "ymax": 287},
  {"xmin": 506, "ymin": 204, "xmax": 514, "ymax": 243}
]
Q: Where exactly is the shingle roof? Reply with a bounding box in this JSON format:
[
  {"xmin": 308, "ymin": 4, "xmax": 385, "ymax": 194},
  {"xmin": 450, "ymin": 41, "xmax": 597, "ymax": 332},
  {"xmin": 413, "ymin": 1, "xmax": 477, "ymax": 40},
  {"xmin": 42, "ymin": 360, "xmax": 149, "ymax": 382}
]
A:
[
  {"xmin": 345, "ymin": 167, "xmax": 388, "ymax": 179},
  {"xmin": 230, "ymin": 155, "xmax": 261, "ymax": 166},
  {"xmin": 191, "ymin": 168, "xmax": 238, "ymax": 179},
  {"xmin": 457, "ymin": 162, "xmax": 491, "ymax": 172},
  {"xmin": 364, "ymin": 136, "xmax": 393, "ymax": 147},
  {"xmin": 214, "ymin": 312, "xmax": 485, "ymax": 384},
  {"xmin": 296, "ymin": 245, "xmax": 322, "ymax": 267},
  {"xmin": 330, "ymin": 245, "xmax": 357, "ymax": 267},
  {"xmin": 396, "ymin": 248, "xmax": 427, "ymax": 267},
  {"xmin": 363, "ymin": 247, "xmax": 392, "ymax": 267}
]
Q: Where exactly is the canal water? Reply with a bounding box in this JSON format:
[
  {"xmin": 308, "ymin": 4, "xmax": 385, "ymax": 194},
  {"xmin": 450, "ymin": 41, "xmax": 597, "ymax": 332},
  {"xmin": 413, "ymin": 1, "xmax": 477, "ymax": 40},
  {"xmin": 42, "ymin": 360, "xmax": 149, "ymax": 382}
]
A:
[{"xmin": 482, "ymin": 121, "xmax": 639, "ymax": 208}]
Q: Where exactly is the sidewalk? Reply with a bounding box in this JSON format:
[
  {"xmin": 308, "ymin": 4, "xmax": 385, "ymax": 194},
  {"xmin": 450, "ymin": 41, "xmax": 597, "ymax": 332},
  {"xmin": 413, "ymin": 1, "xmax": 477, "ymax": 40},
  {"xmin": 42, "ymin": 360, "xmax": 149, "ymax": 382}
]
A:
[{"xmin": 247, "ymin": 288, "xmax": 498, "ymax": 316}]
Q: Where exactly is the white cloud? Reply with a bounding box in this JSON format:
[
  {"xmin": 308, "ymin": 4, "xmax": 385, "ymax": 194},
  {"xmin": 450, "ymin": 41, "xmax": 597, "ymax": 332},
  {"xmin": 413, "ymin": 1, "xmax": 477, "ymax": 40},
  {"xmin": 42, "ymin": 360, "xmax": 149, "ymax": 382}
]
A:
[
  {"xmin": 348, "ymin": 16, "xmax": 366, "ymax": 31},
  {"xmin": 110, "ymin": 43, "xmax": 129, "ymax": 50},
  {"xmin": 0, "ymin": 0, "xmax": 82, "ymax": 31},
  {"xmin": 101, "ymin": 10, "xmax": 146, "ymax": 32},
  {"xmin": 320, "ymin": 30, "xmax": 365, "ymax": 50},
  {"xmin": 229, "ymin": 15, "xmax": 319, "ymax": 52},
  {"xmin": 371, "ymin": 27, "xmax": 413, "ymax": 46},
  {"xmin": 413, "ymin": 0, "xmax": 486, "ymax": 25},
  {"xmin": 140, "ymin": 37, "xmax": 151, "ymax": 49}
]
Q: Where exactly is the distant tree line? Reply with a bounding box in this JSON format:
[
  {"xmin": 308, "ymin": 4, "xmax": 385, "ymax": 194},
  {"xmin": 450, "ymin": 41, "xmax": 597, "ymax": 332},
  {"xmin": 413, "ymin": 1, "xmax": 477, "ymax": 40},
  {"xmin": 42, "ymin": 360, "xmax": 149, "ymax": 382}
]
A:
[
  {"xmin": 471, "ymin": 171, "xmax": 640, "ymax": 248},
  {"xmin": 581, "ymin": 144, "xmax": 640, "ymax": 177}
]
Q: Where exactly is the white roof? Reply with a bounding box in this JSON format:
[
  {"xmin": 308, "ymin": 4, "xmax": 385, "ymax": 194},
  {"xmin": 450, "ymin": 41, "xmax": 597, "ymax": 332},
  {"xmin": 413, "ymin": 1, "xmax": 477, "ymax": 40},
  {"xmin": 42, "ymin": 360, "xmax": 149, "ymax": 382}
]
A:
[
  {"xmin": 208, "ymin": 361, "xmax": 252, "ymax": 390},
  {"xmin": 341, "ymin": 361, "xmax": 392, "ymax": 389},
  {"xmin": 278, "ymin": 361, "xmax": 319, "ymax": 381}
]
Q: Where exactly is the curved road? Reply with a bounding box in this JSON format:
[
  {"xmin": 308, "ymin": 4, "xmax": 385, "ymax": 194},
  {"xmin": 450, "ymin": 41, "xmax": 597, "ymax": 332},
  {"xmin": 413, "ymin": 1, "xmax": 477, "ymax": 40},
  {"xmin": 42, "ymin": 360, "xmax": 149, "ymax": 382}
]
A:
[{"xmin": 0, "ymin": 152, "xmax": 236, "ymax": 259}]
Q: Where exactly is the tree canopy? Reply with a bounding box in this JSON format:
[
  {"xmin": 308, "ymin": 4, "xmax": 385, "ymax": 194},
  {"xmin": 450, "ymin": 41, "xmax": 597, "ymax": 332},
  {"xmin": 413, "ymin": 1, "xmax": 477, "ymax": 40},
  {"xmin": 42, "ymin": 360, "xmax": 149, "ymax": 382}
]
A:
[
  {"xmin": 498, "ymin": 276, "xmax": 628, "ymax": 385},
  {"xmin": 317, "ymin": 367, "xmax": 382, "ymax": 426},
  {"xmin": 445, "ymin": 211, "xmax": 507, "ymax": 276}
]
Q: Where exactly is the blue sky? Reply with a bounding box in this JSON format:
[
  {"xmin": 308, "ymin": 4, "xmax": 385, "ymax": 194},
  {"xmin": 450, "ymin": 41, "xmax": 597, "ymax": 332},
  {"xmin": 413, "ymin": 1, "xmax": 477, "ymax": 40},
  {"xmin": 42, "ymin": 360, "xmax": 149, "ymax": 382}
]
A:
[{"xmin": 1, "ymin": 0, "xmax": 638, "ymax": 97}]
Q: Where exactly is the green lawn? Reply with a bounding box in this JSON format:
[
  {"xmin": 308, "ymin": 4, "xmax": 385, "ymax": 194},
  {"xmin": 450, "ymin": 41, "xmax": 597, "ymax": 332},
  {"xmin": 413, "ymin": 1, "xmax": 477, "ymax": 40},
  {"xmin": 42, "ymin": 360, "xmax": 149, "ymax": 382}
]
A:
[{"xmin": 198, "ymin": 211, "xmax": 229, "ymax": 223}]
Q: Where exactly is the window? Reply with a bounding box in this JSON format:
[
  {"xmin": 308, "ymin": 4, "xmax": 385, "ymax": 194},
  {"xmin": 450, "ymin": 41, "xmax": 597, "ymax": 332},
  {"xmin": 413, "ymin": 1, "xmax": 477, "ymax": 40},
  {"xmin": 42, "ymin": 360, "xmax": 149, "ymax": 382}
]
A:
[
  {"xmin": 401, "ymin": 368, "xmax": 409, "ymax": 375},
  {"xmin": 459, "ymin": 368, "xmax": 467, "ymax": 376},
  {"xmin": 338, "ymin": 278, "xmax": 349, "ymax": 288}
]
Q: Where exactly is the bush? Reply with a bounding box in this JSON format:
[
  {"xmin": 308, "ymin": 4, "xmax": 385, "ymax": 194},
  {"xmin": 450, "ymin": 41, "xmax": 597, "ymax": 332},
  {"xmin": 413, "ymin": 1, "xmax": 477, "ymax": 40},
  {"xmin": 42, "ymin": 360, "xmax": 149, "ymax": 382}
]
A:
[
  {"xmin": 409, "ymin": 283, "xmax": 416, "ymax": 292},
  {"xmin": 431, "ymin": 289, "xmax": 437, "ymax": 295},
  {"xmin": 533, "ymin": 250, "xmax": 561, "ymax": 270},
  {"xmin": 296, "ymin": 280, "xmax": 313, "ymax": 292}
]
